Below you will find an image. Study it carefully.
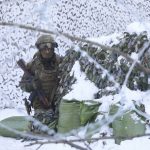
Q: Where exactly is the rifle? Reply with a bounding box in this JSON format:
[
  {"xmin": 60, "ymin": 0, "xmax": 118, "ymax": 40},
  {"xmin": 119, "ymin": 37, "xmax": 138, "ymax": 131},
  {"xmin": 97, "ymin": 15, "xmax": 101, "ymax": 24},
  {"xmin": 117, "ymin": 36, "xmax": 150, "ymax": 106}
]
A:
[
  {"xmin": 23, "ymin": 98, "xmax": 32, "ymax": 115},
  {"xmin": 17, "ymin": 59, "xmax": 50, "ymax": 109}
]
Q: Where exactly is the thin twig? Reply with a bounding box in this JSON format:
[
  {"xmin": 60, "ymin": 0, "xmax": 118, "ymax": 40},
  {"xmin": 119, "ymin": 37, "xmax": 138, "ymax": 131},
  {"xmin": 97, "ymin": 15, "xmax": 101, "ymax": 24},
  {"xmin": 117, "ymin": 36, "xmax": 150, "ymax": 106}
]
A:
[
  {"xmin": 1, "ymin": 22, "xmax": 150, "ymax": 73},
  {"xmin": 27, "ymin": 139, "xmax": 87, "ymax": 150},
  {"xmin": 36, "ymin": 144, "xmax": 43, "ymax": 150},
  {"xmin": 76, "ymin": 134, "xmax": 93, "ymax": 150},
  {"xmin": 65, "ymin": 141, "xmax": 87, "ymax": 150},
  {"xmin": 82, "ymin": 141, "xmax": 93, "ymax": 150}
]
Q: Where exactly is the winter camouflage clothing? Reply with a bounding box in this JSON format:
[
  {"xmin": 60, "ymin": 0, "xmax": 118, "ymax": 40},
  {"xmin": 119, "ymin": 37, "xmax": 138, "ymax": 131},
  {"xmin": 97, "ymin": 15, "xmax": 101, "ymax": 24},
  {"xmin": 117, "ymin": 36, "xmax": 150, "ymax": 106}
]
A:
[
  {"xmin": 19, "ymin": 35, "xmax": 62, "ymax": 129},
  {"xmin": 20, "ymin": 52, "xmax": 62, "ymax": 110}
]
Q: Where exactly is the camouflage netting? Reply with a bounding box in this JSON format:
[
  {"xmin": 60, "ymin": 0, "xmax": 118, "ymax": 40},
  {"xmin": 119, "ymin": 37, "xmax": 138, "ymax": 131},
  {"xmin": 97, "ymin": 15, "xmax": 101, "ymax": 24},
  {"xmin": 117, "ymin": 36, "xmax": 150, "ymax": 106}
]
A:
[
  {"xmin": 54, "ymin": 50, "xmax": 80, "ymax": 108},
  {"xmin": 56, "ymin": 32, "xmax": 150, "ymax": 100},
  {"xmin": 78, "ymin": 32, "xmax": 150, "ymax": 98},
  {"xmin": 52, "ymin": 32, "xmax": 150, "ymax": 102},
  {"xmin": 79, "ymin": 45, "xmax": 116, "ymax": 98},
  {"xmin": 111, "ymin": 32, "xmax": 149, "ymax": 89}
]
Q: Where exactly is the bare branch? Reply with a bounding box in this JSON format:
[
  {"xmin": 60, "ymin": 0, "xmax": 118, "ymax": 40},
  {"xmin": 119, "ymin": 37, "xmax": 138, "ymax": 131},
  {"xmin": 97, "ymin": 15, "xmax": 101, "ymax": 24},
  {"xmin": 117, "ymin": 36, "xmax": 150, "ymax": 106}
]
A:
[
  {"xmin": 27, "ymin": 139, "xmax": 87, "ymax": 150},
  {"xmin": 82, "ymin": 141, "xmax": 93, "ymax": 150},
  {"xmin": 65, "ymin": 141, "xmax": 87, "ymax": 150},
  {"xmin": 1, "ymin": 22, "xmax": 150, "ymax": 73},
  {"xmin": 76, "ymin": 134, "xmax": 93, "ymax": 150},
  {"xmin": 36, "ymin": 144, "xmax": 43, "ymax": 150},
  {"xmin": 26, "ymin": 133, "xmax": 150, "ymax": 147}
]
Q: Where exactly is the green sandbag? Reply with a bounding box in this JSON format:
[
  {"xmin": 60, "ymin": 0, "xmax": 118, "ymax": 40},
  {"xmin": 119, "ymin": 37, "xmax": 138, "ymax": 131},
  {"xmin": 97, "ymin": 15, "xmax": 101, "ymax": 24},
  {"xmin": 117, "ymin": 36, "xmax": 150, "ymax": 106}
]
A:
[
  {"xmin": 58, "ymin": 99, "xmax": 81, "ymax": 133},
  {"xmin": 0, "ymin": 116, "xmax": 29, "ymax": 138},
  {"xmin": 80, "ymin": 100, "xmax": 101, "ymax": 126},
  {"xmin": 109, "ymin": 105, "xmax": 146, "ymax": 144},
  {"xmin": 58, "ymin": 99, "xmax": 101, "ymax": 133}
]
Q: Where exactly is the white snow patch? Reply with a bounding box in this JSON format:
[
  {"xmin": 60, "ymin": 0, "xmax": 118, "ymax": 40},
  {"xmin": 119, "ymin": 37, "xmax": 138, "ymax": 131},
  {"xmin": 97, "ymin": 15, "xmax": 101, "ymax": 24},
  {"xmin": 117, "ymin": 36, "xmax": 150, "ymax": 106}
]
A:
[
  {"xmin": 63, "ymin": 61, "xmax": 99, "ymax": 100},
  {"xmin": 127, "ymin": 22, "xmax": 150, "ymax": 35}
]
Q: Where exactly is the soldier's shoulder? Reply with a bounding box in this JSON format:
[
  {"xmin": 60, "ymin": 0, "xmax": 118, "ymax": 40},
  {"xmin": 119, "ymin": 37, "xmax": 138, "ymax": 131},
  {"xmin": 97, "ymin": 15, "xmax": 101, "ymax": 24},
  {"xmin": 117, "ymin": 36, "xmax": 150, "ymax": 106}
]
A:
[
  {"xmin": 33, "ymin": 52, "xmax": 40, "ymax": 60},
  {"xmin": 27, "ymin": 52, "xmax": 40, "ymax": 68},
  {"xmin": 56, "ymin": 54, "xmax": 63, "ymax": 64}
]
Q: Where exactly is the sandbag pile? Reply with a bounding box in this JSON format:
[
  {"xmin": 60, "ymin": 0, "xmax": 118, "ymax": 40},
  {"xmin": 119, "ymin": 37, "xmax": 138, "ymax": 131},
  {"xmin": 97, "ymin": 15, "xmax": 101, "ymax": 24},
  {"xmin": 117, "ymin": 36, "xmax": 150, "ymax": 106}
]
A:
[
  {"xmin": 109, "ymin": 105, "xmax": 146, "ymax": 144},
  {"xmin": 57, "ymin": 99, "xmax": 101, "ymax": 133},
  {"xmin": 0, "ymin": 116, "xmax": 29, "ymax": 138}
]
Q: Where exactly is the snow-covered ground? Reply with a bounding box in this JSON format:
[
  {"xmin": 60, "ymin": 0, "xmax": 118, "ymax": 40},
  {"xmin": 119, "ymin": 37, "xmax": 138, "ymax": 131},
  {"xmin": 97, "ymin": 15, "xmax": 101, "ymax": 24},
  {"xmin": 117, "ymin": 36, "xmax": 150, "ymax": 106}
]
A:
[{"xmin": 1, "ymin": 89, "xmax": 150, "ymax": 150}]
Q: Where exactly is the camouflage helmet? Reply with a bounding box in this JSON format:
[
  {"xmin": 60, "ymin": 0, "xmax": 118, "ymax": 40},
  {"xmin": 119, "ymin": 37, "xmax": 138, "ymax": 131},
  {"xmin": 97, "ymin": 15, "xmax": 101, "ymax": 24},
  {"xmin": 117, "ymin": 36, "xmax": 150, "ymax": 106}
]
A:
[{"xmin": 35, "ymin": 34, "xmax": 58, "ymax": 49}]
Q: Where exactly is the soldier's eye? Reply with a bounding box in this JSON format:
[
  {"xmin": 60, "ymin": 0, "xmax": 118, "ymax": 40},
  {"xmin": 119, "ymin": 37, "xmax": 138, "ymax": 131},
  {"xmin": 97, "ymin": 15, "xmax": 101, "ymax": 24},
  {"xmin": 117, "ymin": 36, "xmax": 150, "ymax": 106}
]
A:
[{"xmin": 39, "ymin": 43, "xmax": 52, "ymax": 50}]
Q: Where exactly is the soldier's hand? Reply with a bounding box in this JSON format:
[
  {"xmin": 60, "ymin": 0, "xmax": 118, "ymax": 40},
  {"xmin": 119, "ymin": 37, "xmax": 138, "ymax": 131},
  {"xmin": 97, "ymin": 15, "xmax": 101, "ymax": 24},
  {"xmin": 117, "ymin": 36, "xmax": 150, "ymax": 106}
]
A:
[{"xmin": 32, "ymin": 78, "xmax": 41, "ymax": 90}]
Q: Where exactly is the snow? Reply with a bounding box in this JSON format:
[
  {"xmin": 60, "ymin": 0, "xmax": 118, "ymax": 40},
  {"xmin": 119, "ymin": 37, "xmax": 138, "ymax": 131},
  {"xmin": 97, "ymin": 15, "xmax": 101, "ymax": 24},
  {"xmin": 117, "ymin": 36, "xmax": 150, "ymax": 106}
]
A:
[
  {"xmin": 87, "ymin": 33, "xmax": 121, "ymax": 47},
  {"xmin": 64, "ymin": 61, "xmax": 99, "ymax": 100},
  {"xmin": 127, "ymin": 22, "xmax": 150, "ymax": 35},
  {"xmin": 1, "ymin": 0, "xmax": 150, "ymax": 150}
]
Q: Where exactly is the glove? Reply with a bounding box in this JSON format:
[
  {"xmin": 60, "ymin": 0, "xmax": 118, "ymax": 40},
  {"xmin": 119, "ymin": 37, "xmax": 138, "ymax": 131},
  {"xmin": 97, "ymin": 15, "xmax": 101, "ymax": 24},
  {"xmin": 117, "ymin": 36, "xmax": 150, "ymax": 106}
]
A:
[{"xmin": 31, "ymin": 78, "xmax": 41, "ymax": 90}]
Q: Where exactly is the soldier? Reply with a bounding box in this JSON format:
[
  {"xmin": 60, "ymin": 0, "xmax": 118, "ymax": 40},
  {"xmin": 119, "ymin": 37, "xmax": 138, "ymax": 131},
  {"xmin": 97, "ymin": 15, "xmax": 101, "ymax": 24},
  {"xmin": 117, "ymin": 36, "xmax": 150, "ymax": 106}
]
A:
[{"xmin": 19, "ymin": 34, "xmax": 62, "ymax": 131}]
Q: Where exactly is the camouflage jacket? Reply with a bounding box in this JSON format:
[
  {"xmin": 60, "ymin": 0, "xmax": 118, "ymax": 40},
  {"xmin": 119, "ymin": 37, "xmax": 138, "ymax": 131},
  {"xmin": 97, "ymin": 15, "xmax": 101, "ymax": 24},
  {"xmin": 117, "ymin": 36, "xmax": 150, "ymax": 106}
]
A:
[{"xmin": 20, "ymin": 52, "xmax": 62, "ymax": 110}]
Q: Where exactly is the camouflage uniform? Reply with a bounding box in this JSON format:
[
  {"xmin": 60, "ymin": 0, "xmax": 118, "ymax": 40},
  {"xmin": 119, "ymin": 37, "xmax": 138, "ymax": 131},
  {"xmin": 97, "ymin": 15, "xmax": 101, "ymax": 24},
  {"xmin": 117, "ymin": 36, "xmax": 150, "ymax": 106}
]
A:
[{"xmin": 19, "ymin": 35, "xmax": 62, "ymax": 131}]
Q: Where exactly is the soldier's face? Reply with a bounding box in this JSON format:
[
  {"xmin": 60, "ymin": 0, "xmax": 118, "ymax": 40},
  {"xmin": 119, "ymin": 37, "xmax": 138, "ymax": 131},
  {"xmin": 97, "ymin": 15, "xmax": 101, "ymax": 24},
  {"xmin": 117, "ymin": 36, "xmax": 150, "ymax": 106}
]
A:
[
  {"xmin": 40, "ymin": 48, "xmax": 54, "ymax": 58},
  {"xmin": 39, "ymin": 43, "xmax": 54, "ymax": 58}
]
